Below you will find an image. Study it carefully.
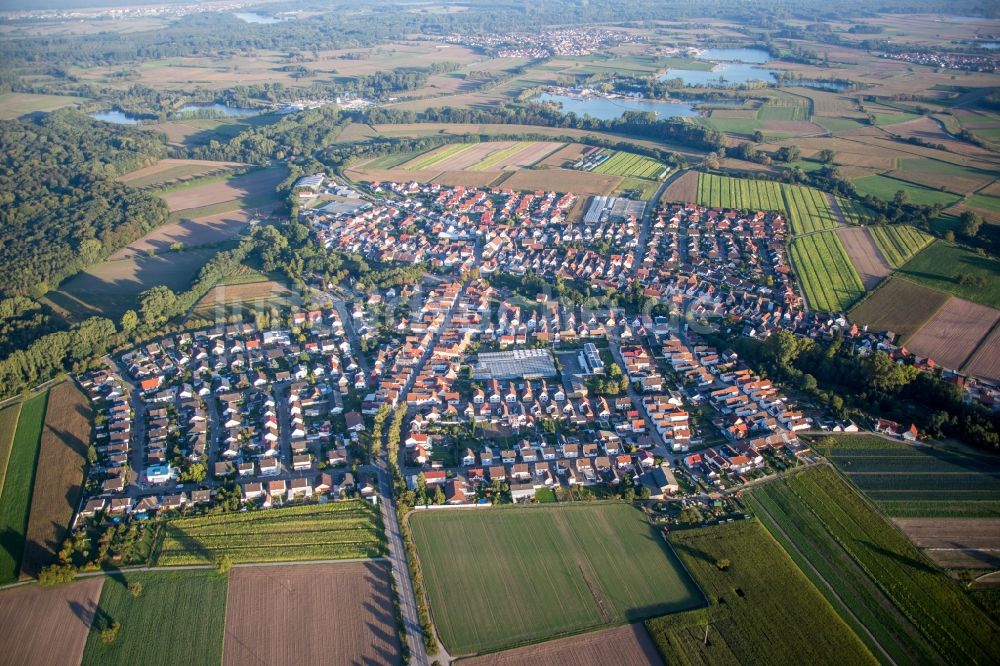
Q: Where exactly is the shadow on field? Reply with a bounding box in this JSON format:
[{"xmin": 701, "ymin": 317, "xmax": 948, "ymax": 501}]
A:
[
  {"xmin": 860, "ymin": 539, "xmax": 938, "ymax": 575},
  {"xmin": 68, "ymin": 596, "xmax": 112, "ymax": 630}
]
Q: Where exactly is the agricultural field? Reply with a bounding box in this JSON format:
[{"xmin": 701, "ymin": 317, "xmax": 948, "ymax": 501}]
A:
[
  {"xmin": 887, "ymin": 157, "xmax": 997, "ymax": 197},
  {"xmin": 410, "ymin": 503, "xmax": 704, "ymax": 656},
  {"xmin": 109, "ymin": 209, "xmax": 258, "ymax": 260},
  {"xmin": 588, "ymin": 150, "xmax": 668, "ymax": 179},
  {"xmin": 661, "ymin": 169, "xmax": 699, "ymax": 203},
  {"xmin": 119, "ymin": 158, "xmax": 242, "ymax": 189},
  {"xmin": 154, "ymin": 500, "xmax": 386, "ymax": 565},
  {"xmin": 904, "ymin": 297, "xmax": 1000, "ymax": 376},
  {"xmin": 20, "ymin": 381, "xmax": 91, "ymax": 578},
  {"xmin": 893, "ymin": 518, "xmax": 1000, "ymax": 570},
  {"xmin": 836, "ymin": 226, "xmax": 891, "ymax": 290},
  {"xmin": 158, "ymin": 165, "xmax": 286, "ymax": 213},
  {"xmin": 0, "ymin": 403, "xmax": 21, "ymax": 493},
  {"xmin": 82, "ymin": 571, "xmax": 227, "ymax": 666},
  {"xmin": 499, "ymin": 168, "xmax": 622, "ymax": 196},
  {"xmin": 868, "ymin": 224, "xmax": 934, "ymax": 268},
  {"xmin": 0, "ymin": 92, "xmax": 87, "ymax": 119},
  {"xmin": 782, "ymin": 185, "xmax": 841, "ymax": 234},
  {"xmin": 749, "ymin": 466, "xmax": 1000, "ymax": 666},
  {"xmin": 190, "ymin": 278, "xmax": 297, "ymax": 321},
  {"xmin": 849, "ymin": 277, "xmax": 951, "ymax": 343},
  {"xmin": 0, "ymin": 577, "xmax": 105, "ymax": 665},
  {"xmin": 647, "ymin": 519, "xmax": 876, "ymax": 666},
  {"xmin": 964, "ymin": 323, "xmax": 1000, "ymax": 385},
  {"xmin": 459, "ymin": 624, "xmax": 661, "ymax": 666},
  {"xmin": 834, "ymin": 196, "xmax": 873, "ymax": 225},
  {"xmin": 401, "ymin": 141, "xmax": 563, "ymax": 172},
  {"xmin": 896, "ymin": 241, "xmax": 1000, "ymax": 309},
  {"xmin": 756, "ymin": 97, "xmax": 811, "ymax": 121},
  {"xmin": 852, "ymin": 174, "xmax": 961, "ymax": 208},
  {"xmin": 0, "ymin": 391, "xmax": 47, "ymax": 584},
  {"xmin": 790, "ymin": 231, "xmax": 865, "ymax": 312},
  {"xmin": 223, "ymin": 562, "xmax": 401, "ymax": 666},
  {"xmin": 696, "ymin": 173, "xmax": 785, "ymax": 211}
]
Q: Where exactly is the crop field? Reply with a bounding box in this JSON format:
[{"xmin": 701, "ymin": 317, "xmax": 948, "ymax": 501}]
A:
[
  {"xmin": 158, "ymin": 166, "xmax": 286, "ymax": 213},
  {"xmin": 790, "ymin": 231, "xmax": 865, "ymax": 312},
  {"xmin": 589, "ymin": 150, "xmax": 668, "ymax": 179},
  {"xmin": 835, "ymin": 196, "xmax": 873, "ymax": 225},
  {"xmin": 460, "ymin": 624, "xmax": 661, "ymax": 666},
  {"xmin": 154, "ymin": 500, "xmax": 385, "ymax": 565},
  {"xmin": 432, "ymin": 170, "xmax": 508, "ymax": 188},
  {"xmin": 223, "ymin": 562, "xmax": 401, "ymax": 666},
  {"xmin": 402, "ymin": 141, "xmax": 563, "ymax": 172},
  {"xmin": 0, "ymin": 92, "xmax": 87, "ymax": 119},
  {"xmin": 697, "ymin": 173, "xmax": 785, "ymax": 211},
  {"xmin": 110, "ymin": 209, "xmax": 257, "ymax": 259},
  {"xmin": 499, "ymin": 168, "xmax": 622, "ymax": 196},
  {"xmin": 964, "ymin": 323, "xmax": 1000, "ymax": 384},
  {"xmin": 647, "ymin": 520, "xmax": 875, "ymax": 666},
  {"xmin": 848, "ymin": 277, "xmax": 951, "ymax": 343},
  {"xmin": 897, "ymin": 241, "xmax": 1000, "ymax": 309},
  {"xmin": 836, "ymin": 226, "xmax": 891, "ymax": 290},
  {"xmin": 661, "ymin": 169, "xmax": 699, "ymax": 203},
  {"xmin": 960, "ymin": 193, "xmax": 1000, "ymax": 221},
  {"xmin": 852, "ymin": 174, "xmax": 961, "ymax": 208},
  {"xmin": 905, "ymin": 297, "xmax": 1000, "ymax": 374},
  {"xmin": 411, "ymin": 503, "xmax": 704, "ymax": 656},
  {"xmin": 887, "ymin": 157, "xmax": 996, "ymax": 196},
  {"xmin": 749, "ymin": 466, "xmax": 1000, "ymax": 666},
  {"xmin": 0, "ymin": 577, "xmax": 105, "ymax": 665},
  {"xmin": 756, "ymin": 97, "xmax": 811, "ymax": 121},
  {"xmin": 190, "ymin": 279, "xmax": 296, "ymax": 320},
  {"xmin": 868, "ymin": 224, "xmax": 933, "ymax": 268},
  {"xmin": 20, "ymin": 381, "xmax": 90, "ymax": 579},
  {"xmin": 0, "ymin": 391, "xmax": 47, "ymax": 584},
  {"xmin": 0, "ymin": 403, "xmax": 21, "ymax": 494},
  {"xmin": 893, "ymin": 518, "xmax": 1000, "ymax": 569},
  {"xmin": 119, "ymin": 158, "xmax": 241, "ymax": 189},
  {"xmin": 782, "ymin": 185, "xmax": 840, "ymax": 234},
  {"xmin": 82, "ymin": 571, "xmax": 227, "ymax": 666}
]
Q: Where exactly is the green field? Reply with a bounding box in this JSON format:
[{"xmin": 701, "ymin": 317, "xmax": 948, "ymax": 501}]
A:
[
  {"xmin": 365, "ymin": 147, "xmax": 434, "ymax": 169},
  {"xmin": 407, "ymin": 143, "xmax": 475, "ymax": 170},
  {"xmin": 647, "ymin": 520, "xmax": 876, "ymax": 666},
  {"xmin": 782, "ymin": 183, "xmax": 840, "ymax": 234},
  {"xmin": 154, "ymin": 500, "xmax": 385, "ymax": 565},
  {"xmin": 592, "ymin": 150, "xmax": 667, "ymax": 179},
  {"xmin": 823, "ymin": 435, "xmax": 1000, "ymax": 515},
  {"xmin": 896, "ymin": 240, "xmax": 1000, "ymax": 309},
  {"xmin": 0, "ymin": 92, "xmax": 88, "ymax": 119},
  {"xmin": 852, "ymin": 174, "xmax": 961, "ymax": 208},
  {"xmin": 849, "ymin": 277, "xmax": 951, "ymax": 343},
  {"xmin": 0, "ymin": 403, "xmax": 21, "ymax": 495},
  {"xmin": 835, "ymin": 196, "xmax": 872, "ymax": 225},
  {"xmin": 82, "ymin": 571, "xmax": 227, "ymax": 666},
  {"xmin": 748, "ymin": 466, "xmax": 1000, "ymax": 665},
  {"xmin": 471, "ymin": 141, "xmax": 533, "ymax": 171},
  {"xmin": 964, "ymin": 192, "xmax": 1000, "ymax": 218},
  {"xmin": 697, "ymin": 173, "xmax": 785, "ymax": 211},
  {"xmin": 813, "ymin": 116, "xmax": 868, "ymax": 133},
  {"xmin": 790, "ymin": 231, "xmax": 865, "ymax": 311},
  {"xmin": 756, "ymin": 97, "xmax": 811, "ymax": 121},
  {"xmin": 868, "ymin": 224, "xmax": 934, "ymax": 268},
  {"xmin": 411, "ymin": 503, "xmax": 704, "ymax": 656},
  {"xmin": 0, "ymin": 392, "xmax": 47, "ymax": 584}
]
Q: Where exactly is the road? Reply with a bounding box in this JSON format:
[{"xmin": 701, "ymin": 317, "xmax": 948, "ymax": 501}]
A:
[
  {"xmin": 631, "ymin": 172, "xmax": 674, "ymax": 274},
  {"xmin": 102, "ymin": 354, "xmax": 146, "ymax": 494}
]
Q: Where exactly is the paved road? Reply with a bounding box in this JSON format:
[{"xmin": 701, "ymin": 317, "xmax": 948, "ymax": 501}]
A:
[{"xmin": 102, "ymin": 355, "xmax": 146, "ymax": 493}]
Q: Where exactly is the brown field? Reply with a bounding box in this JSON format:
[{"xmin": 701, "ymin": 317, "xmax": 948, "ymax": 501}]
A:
[
  {"xmin": 336, "ymin": 122, "xmax": 379, "ymax": 143},
  {"xmin": 402, "ymin": 141, "xmax": 562, "ymax": 171},
  {"xmin": 837, "ymin": 226, "xmax": 892, "ymax": 290},
  {"xmin": 906, "ymin": 297, "xmax": 1000, "ymax": 371},
  {"xmin": 192, "ymin": 280, "xmax": 296, "ymax": 319},
  {"xmin": 661, "ymin": 170, "xmax": 699, "ymax": 203},
  {"xmin": 709, "ymin": 108, "xmax": 757, "ymax": 119},
  {"xmin": 120, "ymin": 158, "xmax": 241, "ymax": 188},
  {"xmin": 223, "ymin": 561, "xmax": 401, "ymax": 666},
  {"xmin": 499, "ymin": 169, "xmax": 622, "ymax": 195},
  {"xmin": 760, "ymin": 120, "xmax": 825, "ymax": 134},
  {"xmin": 776, "ymin": 137, "xmax": 899, "ymax": 170},
  {"xmin": 458, "ymin": 624, "xmax": 663, "ymax": 666},
  {"xmin": 20, "ymin": 381, "xmax": 91, "ymax": 579},
  {"xmin": 0, "ymin": 577, "xmax": 104, "ymax": 665},
  {"xmin": 980, "ymin": 181, "xmax": 1000, "ymax": 198},
  {"xmin": 717, "ymin": 157, "xmax": 778, "ymax": 174},
  {"xmin": 109, "ymin": 210, "xmax": 255, "ymax": 259},
  {"xmin": 884, "ymin": 117, "xmax": 999, "ymax": 163},
  {"xmin": 894, "ymin": 518, "xmax": 1000, "ymax": 570},
  {"xmin": 885, "ymin": 167, "xmax": 992, "ymax": 196},
  {"xmin": 159, "ymin": 167, "xmax": 285, "ymax": 212},
  {"xmin": 431, "ymin": 171, "xmax": 504, "ymax": 188},
  {"xmin": 539, "ymin": 142, "xmax": 590, "ymax": 168},
  {"xmin": 0, "ymin": 92, "xmax": 87, "ymax": 119},
  {"xmin": 849, "ymin": 277, "xmax": 951, "ymax": 343},
  {"xmin": 346, "ymin": 166, "xmax": 449, "ymax": 184},
  {"xmin": 962, "ymin": 323, "xmax": 1000, "ymax": 384}
]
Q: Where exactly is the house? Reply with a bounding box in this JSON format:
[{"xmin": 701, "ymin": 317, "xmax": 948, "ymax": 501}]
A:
[
  {"xmin": 292, "ymin": 454, "xmax": 313, "ymax": 471},
  {"xmin": 259, "ymin": 457, "xmax": 280, "ymax": 476},
  {"xmin": 289, "ymin": 477, "xmax": 313, "ymax": 498},
  {"xmin": 315, "ymin": 473, "xmax": 333, "ymax": 495},
  {"xmin": 145, "ymin": 464, "xmax": 174, "ymax": 484},
  {"xmin": 267, "ymin": 479, "xmax": 288, "ymax": 500},
  {"xmin": 345, "ymin": 411, "xmax": 365, "ymax": 432},
  {"xmin": 242, "ymin": 482, "xmax": 265, "ymax": 502},
  {"xmin": 444, "ymin": 479, "xmax": 468, "ymax": 504},
  {"xmin": 638, "ymin": 465, "xmax": 679, "ymax": 499}
]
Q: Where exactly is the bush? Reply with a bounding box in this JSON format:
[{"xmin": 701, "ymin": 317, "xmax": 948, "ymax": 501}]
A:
[
  {"xmin": 100, "ymin": 620, "xmax": 121, "ymax": 644},
  {"xmin": 38, "ymin": 563, "xmax": 76, "ymax": 587}
]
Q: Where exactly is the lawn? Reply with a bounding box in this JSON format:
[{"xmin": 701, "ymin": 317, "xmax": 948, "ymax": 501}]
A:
[
  {"xmin": 790, "ymin": 231, "xmax": 865, "ymax": 311},
  {"xmin": 849, "ymin": 277, "xmax": 951, "ymax": 343},
  {"xmin": 81, "ymin": 571, "xmax": 227, "ymax": 666},
  {"xmin": 154, "ymin": 500, "xmax": 385, "ymax": 565},
  {"xmin": 647, "ymin": 520, "xmax": 876, "ymax": 666},
  {"xmin": 0, "ymin": 392, "xmax": 47, "ymax": 584},
  {"xmin": 410, "ymin": 503, "xmax": 704, "ymax": 656},
  {"xmin": 896, "ymin": 240, "xmax": 1000, "ymax": 309},
  {"xmin": 748, "ymin": 466, "xmax": 1000, "ymax": 665},
  {"xmin": 868, "ymin": 224, "xmax": 933, "ymax": 268},
  {"xmin": 852, "ymin": 174, "xmax": 961, "ymax": 208}
]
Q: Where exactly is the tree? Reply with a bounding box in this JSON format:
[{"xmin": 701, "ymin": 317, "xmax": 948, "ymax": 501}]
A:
[
  {"xmin": 128, "ymin": 581, "xmax": 143, "ymax": 598},
  {"xmin": 100, "ymin": 621, "xmax": 121, "ymax": 644},
  {"xmin": 892, "ymin": 190, "xmax": 909, "ymax": 206},
  {"xmin": 715, "ymin": 558, "xmax": 731, "ymax": 571},
  {"xmin": 216, "ymin": 554, "xmax": 233, "ymax": 574},
  {"xmin": 138, "ymin": 285, "xmax": 177, "ymax": 326},
  {"xmin": 776, "ymin": 145, "xmax": 800, "ymax": 162},
  {"xmin": 120, "ymin": 309, "xmax": 139, "ymax": 333},
  {"xmin": 817, "ymin": 148, "xmax": 835, "ymax": 163},
  {"xmin": 433, "ymin": 485, "xmax": 446, "ymax": 505},
  {"xmin": 638, "ymin": 486, "xmax": 652, "ymax": 500},
  {"xmin": 38, "ymin": 563, "xmax": 77, "ymax": 586},
  {"xmin": 959, "ymin": 211, "xmax": 982, "ymax": 238}
]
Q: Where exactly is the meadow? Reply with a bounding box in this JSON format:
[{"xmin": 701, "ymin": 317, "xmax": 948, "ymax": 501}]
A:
[
  {"xmin": 0, "ymin": 392, "xmax": 47, "ymax": 584},
  {"xmin": 410, "ymin": 503, "xmax": 704, "ymax": 656},
  {"xmin": 852, "ymin": 174, "xmax": 961, "ymax": 208},
  {"xmin": 790, "ymin": 231, "xmax": 865, "ymax": 311},
  {"xmin": 0, "ymin": 403, "xmax": 21, "ymax": 494},
  {"xmin": 0, "ymin": 92, "xmax": 87, "ymax": 119},
  {"xmin": 896, "ymin": 241, "xmax": 1000, "ymax": 309},
  {"xmin": 868, "ymin": 224, "xmax": 934, "ymax": 268},
  {"xmin": 748, "ymin": 466, "xmax": 1000, "ymax": 666},
  {"xmin": 154, "ymin": 500, "xmax": 386, "ymax": 565},
  {"xmin": 848, "ymin": 277, "xmax": 951, "ymax": 343},
  {"xmin": 647, "ymin": 519, "xmax": 876, "ymax": 666},
  {"xmin": 82, "ymin": 571, "xmax": 227, "ymax": 666}
]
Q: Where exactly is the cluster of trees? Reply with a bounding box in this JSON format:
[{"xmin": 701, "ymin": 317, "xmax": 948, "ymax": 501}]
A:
[
  {"xmin": 729, "ymin": 330, "xmax": 1000, "ymax": 451},
  {"xmin": 0, "ymin": 110, "xmax": 168, "ymax": 297}
]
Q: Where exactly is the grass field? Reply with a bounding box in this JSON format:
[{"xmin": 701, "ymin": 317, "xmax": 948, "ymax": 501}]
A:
[
  {"xmin": 748, "ymin": 466, "xmax": 1000, "ymax": 665},
  {"xmin": 790, "ymin": 231, "xmax": 865, "ymax": 311},
  {"xmin": 852, "ymin": 174, "xmax": 961, "ymax": 208},
  {"xmin": 0, "ymin": 403, "xmax": 22, "ymax": 495},
  {"xmin": 154, "ymin": 501, "xmax": 385, "ymax": 565},
  {"xmin": 896, "ymin": 241, "xmax": 1000, "ymax": 309},
  {"xmin": 20, "ymin": 381, "xmax": 91, "ymax": 578},
  {"xmin": 411, "ymin": 503, "xmax": 704, "ymax": 656},
  {"xmin": 848, "ymin": 277, "xmax": 951, "ymax": 342},
  {"xmin": 0, "ymin": 392, "xmax": 47, "ymax": 584},
  {"xmin": 119, "ymin": 159, "xmax": 241, "ymax": 189},
  {"xmin": 0, "ymin": 92, "xmax": 87, "ymax": 119},
  {"xmin": 756, "ymin": 97, "xmax": 811, "ymax": 121},
  {"xmin": 82, "ymin": 571, "xmax": 227, "ymax": 666},
  {"xmin": 647, "ymin": 520, "xmax": 876, "ymax": 666},
  {"xmin": 868, "ymin": 224, "xmax": 933, "ymax": 268},
  {"xmin": 591, "ymin": 150, "xmax": 667, "ymax": 179}
]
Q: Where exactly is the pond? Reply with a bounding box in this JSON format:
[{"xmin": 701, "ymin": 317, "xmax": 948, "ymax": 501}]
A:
[
  {"xmin": 698, "ymin": 47, "xmax": 772, "ymax": 63},
  {"xmin": 533, "ymin": 93, "xmax": 700, "ymax": 120},
  {"xmin": 785, "ymin": 79, "xmax": 852, "ymax": 91},
  {"xmin": 659, "ymin": 63, "xmax": 777, "ymax": 87},
  {"xmin": 232, "ymin": 12, "xmax": 289, "ymax": 24},
  {"xmin": 177, "ymin": 103, "xmax": 260, "ymax": 117},
  {"xmin": 89, "ymin": 109, "xmax": 144, "ymax": 125}
]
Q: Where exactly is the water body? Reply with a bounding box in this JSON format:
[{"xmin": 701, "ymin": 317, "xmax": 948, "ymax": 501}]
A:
[
  {"xmin": 698, "ymin": 47, "xmax": 772, "ymax": 63},
  {"xmin": 978, "ymin": 42, "xmax": 1000, "ymax": 50},
  {"xmin": 534, "ymin": 93, "xmax": 700, "ymax": 120},
  {"xmin": 177, "ymin": 103, "xmax": 260, "ymax": 117},
  {"xmin": 786, "ymin": 79, "xmax": 852, "ymax": 91},
  {"xmin": 232, "ymin": 12, "xmax": 289, "ymax": 24},
  {"xmin": 659, "ymin": 47, "xmax": 776, "ymax": 87},
  {"xmin": 89, "ymin": 109, "xmax": 144, "ymax": 124}
]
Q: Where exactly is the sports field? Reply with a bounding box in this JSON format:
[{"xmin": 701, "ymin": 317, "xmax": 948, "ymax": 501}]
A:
[
  {"xmin": 410, "ymin": 503, "xmax": 704, "ymax": 656},
  {"xmin": 790, "ymin": 231, "xmax": 865, "ymax": 311}
]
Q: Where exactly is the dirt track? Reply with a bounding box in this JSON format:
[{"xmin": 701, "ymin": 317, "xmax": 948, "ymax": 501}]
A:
[{"xmin": 837, "ymin": 226, "xmax": 892, "ymax": 290}]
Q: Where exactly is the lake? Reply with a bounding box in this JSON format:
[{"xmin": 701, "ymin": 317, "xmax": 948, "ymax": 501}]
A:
[
  {"xmin": 177, "ymin": 103, "xmax": 260, "ymax": 117},
  {"xmin": 698, "ymin": 47, "xmax": 771, "ymax": 63},
  {"xmin": 232, "ymin": 12, "xmax": 289, "ymax": 24},
  {"xmin": 785, "ymin": 79, "xmax": 852, "ymax": 91},
  {"xmin": 90, "ymin": 110, "xmax": 144, "ymax": 125},
  {"xmin": 659, "ymin": 63, "xmax": 777, "ymax": 87},
  {"xmin": 534, "ymin": 93, "xmax": 700, "ymax": 120}
]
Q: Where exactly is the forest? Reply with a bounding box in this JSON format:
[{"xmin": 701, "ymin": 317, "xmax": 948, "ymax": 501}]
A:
[{"xmin": 0, "ymin": 110, "xmax": 169, "ymax": 297}]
